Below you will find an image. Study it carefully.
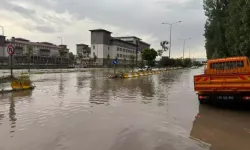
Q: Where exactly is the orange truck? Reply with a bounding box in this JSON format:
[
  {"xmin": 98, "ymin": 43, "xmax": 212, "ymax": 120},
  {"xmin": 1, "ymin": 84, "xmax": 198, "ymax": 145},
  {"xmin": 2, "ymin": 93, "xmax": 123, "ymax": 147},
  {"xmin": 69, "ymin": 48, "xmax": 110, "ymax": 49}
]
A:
[{"xmin": 194, "ymin": 56, "xmax": 250, "ymax": 104}]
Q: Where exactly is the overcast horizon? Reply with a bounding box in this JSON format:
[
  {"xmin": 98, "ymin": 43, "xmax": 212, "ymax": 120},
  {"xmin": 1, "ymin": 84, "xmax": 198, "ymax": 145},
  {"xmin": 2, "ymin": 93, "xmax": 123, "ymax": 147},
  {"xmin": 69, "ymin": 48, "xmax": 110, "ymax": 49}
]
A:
[{"xmin": 0, "ymin": 0, "xmax": 206, "ymax": 58}]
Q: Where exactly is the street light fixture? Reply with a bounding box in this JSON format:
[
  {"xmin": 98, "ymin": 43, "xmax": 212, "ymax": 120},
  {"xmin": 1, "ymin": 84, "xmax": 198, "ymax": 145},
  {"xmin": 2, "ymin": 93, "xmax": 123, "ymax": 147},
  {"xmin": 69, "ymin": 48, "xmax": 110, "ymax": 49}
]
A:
[
  {"xmin": 179, "ymin": 38, "xmax": 191, "ymax": 59},
  {"xmin": 0, "ymin": 25, "xmax": 4, "ymax": 36},
  {"xmin": 162, "ymin": 21, "xmax": 182, "ymax": 58}
]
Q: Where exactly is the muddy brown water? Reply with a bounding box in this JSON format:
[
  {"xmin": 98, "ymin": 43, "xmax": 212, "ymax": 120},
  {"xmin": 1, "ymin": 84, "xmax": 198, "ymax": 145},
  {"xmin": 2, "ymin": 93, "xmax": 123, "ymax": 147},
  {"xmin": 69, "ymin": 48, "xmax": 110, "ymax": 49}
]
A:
[{"xmin": 0, "ymin": 68, "xmax": 250, "ymax": 150}]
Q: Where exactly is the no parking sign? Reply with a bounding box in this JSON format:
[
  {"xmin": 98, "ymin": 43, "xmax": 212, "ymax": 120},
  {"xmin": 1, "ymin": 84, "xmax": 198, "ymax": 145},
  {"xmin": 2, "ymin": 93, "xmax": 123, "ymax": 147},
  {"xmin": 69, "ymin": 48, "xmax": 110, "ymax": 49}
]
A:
[{"xmin": 7, "ymin": 44, "xmax": 14, "ymax": 55}]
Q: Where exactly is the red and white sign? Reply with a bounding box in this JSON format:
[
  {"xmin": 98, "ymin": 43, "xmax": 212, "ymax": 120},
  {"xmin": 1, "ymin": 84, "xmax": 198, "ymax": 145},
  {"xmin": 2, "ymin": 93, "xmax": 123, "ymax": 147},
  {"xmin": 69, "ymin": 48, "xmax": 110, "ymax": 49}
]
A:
[{"xmin": 7, "ymin": 44, "xmax": 14, "ymax": 55}]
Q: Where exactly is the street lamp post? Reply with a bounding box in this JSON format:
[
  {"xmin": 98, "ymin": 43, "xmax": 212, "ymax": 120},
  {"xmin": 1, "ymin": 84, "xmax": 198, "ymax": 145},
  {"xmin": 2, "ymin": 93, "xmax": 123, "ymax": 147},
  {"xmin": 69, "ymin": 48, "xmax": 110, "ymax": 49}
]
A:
[
  {"xmin": 57, "ymin": 37, "xmax": 62, "ymax": 45},
  {"xmin": 0, "ymin": 25, "xmax": 4, "ymax": 36},
  {"xmin": 179, "ymin": 38, "xmax": 191, "ymax": 59},
  {"xmin": 162, "ymin": 21, "xmax": 182, "ymax": 58}
]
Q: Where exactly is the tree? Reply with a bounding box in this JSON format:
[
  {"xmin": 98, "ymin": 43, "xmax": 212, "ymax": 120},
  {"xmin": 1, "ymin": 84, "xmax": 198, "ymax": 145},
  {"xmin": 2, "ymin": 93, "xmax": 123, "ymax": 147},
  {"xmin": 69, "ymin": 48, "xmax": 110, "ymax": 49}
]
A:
[
  {"xmin": 107, "ymin": 53, "xmax": 110, "ymax": 67},
  {"xmin": 93, "ymin": 52, "xmax": 97, "ymax": 62},
  {"xmin": 225, "ymin": 0, "xmax": 250, "ymax": 56},
  {"xmin": 107, "ymin": 53, "xmax": 110, "ymax": 60},
  {"xmin": 129, "ymin": 55, "xmax": 135, "ymax": 70},
  {"xmin": 203, "ymin": 0, "xmax": 229, "ymax": 59},
  {"xmin": 157, "ymin": 50, "xmax": 163, "ymax": 57},
  {"xmin": 203, "ymin": 0, "xmax": 250, "ymax": 59},
  {"xmin": 69, "ymin": 52, "xmax": 74, "ymax": 63},
  {"xmin": 141, "ymin": 48, "xmax": 157, "ymax": 66},
  {"xmin": 160, "ymin": 41, "xmax": 169, "ymax": 51}
]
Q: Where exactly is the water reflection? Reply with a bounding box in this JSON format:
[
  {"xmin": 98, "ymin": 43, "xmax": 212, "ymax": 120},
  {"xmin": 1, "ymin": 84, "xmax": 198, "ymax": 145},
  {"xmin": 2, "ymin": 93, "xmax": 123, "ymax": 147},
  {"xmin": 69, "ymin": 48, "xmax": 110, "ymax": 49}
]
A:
[
  {"xmin": 87, "ymin": 69, "xmax": 184, "ymax": 107},
  {"xmin": 9, "ymin": 96, "xmax": 16, "ymax": 134},
  {"xmin": 88, "ymin": 76, "xmax": 156, "ymax": 105},
  {"xmin": 190, "ymin": 104, "xmax": 250, "ymax": 150},
  {"xmin": 4, "ymin": 90, "xmax": 32, "ymax": 136},
  {"xmin": 58, "ymin": 74, "xmax": 64, "ymax": 97},
  {"xmin": 0, "ymin": 107, "xmax": 4, "ymax": 126}
]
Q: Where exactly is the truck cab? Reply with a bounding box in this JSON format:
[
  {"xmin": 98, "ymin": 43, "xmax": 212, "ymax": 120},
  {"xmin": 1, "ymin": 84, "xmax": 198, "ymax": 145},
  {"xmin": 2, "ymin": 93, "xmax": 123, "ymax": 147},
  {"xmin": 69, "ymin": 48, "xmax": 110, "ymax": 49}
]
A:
[{"xmin": 194, "ymin": 56, "xmax": 250, "ymax": 104}]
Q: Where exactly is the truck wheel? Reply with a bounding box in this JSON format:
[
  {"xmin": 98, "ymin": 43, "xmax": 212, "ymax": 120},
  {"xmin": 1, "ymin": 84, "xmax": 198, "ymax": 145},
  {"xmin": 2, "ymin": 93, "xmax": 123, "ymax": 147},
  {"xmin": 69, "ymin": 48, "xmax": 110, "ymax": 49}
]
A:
[{"xmin": 199, "ymin": 100, "xmax": 206, "ymax": 104}]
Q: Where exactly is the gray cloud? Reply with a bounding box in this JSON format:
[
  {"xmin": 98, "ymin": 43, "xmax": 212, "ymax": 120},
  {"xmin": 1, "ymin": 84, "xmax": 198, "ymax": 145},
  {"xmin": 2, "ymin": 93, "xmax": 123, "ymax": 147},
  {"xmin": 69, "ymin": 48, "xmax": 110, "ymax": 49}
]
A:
[
  {"xmin": 35, "ymin": 25, "xmax": 58, "ymax": 33},
  {"xmin": 2, "ymin": 0, "xmax": 206, "ymax": 57},
  {"xmin": 155, "ymin": 0, "xmax": 203, "ymax": 11},
  {"xmin": 12, "ymin": 4, "xmax": 35, "ymax": 17}
]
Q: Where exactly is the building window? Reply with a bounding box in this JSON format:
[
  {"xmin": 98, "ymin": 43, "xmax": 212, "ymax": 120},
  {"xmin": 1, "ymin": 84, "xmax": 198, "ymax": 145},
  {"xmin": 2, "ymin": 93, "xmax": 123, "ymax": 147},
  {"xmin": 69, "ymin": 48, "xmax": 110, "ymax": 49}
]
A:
[
  {"xmin": 108, "ymin": 47, "xmax": 110, "ymax": 50},
  {"xmin": 120, "ymin": 54, "xmax": 122, "ymax": 57},
  {"xmin": 117, "ymin": 47, "xmax": 119, "ymax": 51},
  {"xmin": 117, "ymin": 54, "xmax": 119, "ymax": 57},
  {"xmin": 93, "ymin": 45, "xmax": 95, "ymax": 49}
]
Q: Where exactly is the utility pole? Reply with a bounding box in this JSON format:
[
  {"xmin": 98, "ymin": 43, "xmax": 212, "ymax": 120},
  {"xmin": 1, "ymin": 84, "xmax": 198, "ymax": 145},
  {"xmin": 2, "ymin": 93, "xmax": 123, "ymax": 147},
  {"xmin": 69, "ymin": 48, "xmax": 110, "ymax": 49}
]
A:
[
  {"xmin": 57, "ymin": 37, "xmax": 62, "ymax": 45},
  {"xmin": 10, "ymin": 37, "xmax": 15, "ymax": 78},
  {"xmin": 179, "ymin": 38, "xmax": 191, "ymax": 59},
  {"xmin": 189, "ymin": 48, "xmax": 190, "ymax": 59},
  {"xmin": 162, "ymin": 21, "xmax": 182, "ymax": 58},
  {"xmin": 136, "ymin": 40, "xmax": 139, "ymax": 66},
  {"xmin": 0, "ymin": 25, "xmax": 4, "ymax": 36}
]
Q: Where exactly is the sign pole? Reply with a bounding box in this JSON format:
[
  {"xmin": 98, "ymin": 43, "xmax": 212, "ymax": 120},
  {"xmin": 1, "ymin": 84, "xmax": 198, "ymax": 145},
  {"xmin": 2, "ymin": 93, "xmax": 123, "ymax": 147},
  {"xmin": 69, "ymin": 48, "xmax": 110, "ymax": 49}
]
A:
[
  {"xmin": 10, "ymin": 54, "xmax": 13, "ymax": 78},
  {"xmin": 112, "ymin": 59, "xmax": 118, "ymax": 76},
  {"xmin": 7, "ymin": 44, "xmax": 15, "ymax": 78}
]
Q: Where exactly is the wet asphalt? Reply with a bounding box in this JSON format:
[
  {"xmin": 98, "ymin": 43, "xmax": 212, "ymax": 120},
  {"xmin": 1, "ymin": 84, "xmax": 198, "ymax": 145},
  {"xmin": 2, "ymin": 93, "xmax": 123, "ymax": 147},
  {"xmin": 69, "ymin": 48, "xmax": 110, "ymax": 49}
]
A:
[{"xmin": 0, "ymin": 68, "xmax": 250, "ymax": 150}]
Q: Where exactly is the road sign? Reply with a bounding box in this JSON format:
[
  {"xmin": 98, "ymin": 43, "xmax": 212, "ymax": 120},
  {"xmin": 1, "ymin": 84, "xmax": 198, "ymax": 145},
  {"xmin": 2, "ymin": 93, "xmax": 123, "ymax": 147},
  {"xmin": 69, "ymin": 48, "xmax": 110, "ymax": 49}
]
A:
[
  {"xmin": 113, "ymin": 59, "xmax": 118, "ymax": 65},
  {"xmin": 7, "ymin": 44, "xmax": 14, "ymax": 55}
]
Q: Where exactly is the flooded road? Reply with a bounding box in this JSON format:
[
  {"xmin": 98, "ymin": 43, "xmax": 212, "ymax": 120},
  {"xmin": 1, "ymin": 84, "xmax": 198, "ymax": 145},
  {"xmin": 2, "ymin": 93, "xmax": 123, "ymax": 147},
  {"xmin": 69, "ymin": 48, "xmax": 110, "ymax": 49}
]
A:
[{"xmin": 0, "ymin": 68, "xmax": 249, "ymax": 150}]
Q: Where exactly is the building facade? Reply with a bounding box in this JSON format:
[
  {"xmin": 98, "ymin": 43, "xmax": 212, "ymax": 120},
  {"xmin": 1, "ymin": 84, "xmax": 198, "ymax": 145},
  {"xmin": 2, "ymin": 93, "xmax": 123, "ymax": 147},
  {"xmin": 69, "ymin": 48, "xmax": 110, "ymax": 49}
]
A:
[
  {"xmin": 75, "ymin": 43, "xmax": 92, "ymax": 67},
  {"xmin": 0, "ymin": 36, "xmax": 70, "ymax": 69},
  {"xmin": 76, "ymin": 44, "xmax": 91, "ymax": 58},
  {"xmin": 89, "ymin": 29, "xmax": 150, "ymax": 66}
]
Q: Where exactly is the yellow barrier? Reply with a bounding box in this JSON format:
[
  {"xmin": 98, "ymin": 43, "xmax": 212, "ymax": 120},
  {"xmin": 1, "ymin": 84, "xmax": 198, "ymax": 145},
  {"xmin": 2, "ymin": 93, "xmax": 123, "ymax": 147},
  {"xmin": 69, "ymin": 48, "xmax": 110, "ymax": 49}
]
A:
[
  {"xmin": 11, "ymin": 79, "xmax": 33, "ymax": 90},
  {"xmin": 132, "ymin": 73, "xmax": 138, "ymax": 77},
  {"xmin": 139, "ymin": 72, "xmax": 145, "ymax": 76},
  {"xmin": 21, "ymin": 80, "xmax": 32, "ymax": 89},
  {"xmin": 11, "ymin": 81, "xmax": 22, "ymax": 90},
  {"xmin": 122, "ymin": 70, "xmax": 166, "ymax": 78},
  {"xmin": 123, "ymin": 73, "xmax": 133, "ymax": 78}
]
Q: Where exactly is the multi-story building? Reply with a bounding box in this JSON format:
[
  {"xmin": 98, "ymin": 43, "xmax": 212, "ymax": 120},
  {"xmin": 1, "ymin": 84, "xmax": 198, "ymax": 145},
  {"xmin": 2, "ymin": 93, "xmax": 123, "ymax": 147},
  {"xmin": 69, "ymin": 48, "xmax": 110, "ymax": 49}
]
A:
[
  {"xmin": 2, "ymin": 37, "xmax": 69, "ymax": 58},
  {"xmin": 76, "ymin": 44, "xmax": 91, "ymax": 58},
  {"xmin": 75, "ymin": 43, "xmax": 92, "ymax": 67},
  {"xmin": 0, "ymin": 36, "xmax": 70, "ymax": 68},
  {"xmin": 89, "ymin": 29, "xmax": 150, "ymax": 66}
]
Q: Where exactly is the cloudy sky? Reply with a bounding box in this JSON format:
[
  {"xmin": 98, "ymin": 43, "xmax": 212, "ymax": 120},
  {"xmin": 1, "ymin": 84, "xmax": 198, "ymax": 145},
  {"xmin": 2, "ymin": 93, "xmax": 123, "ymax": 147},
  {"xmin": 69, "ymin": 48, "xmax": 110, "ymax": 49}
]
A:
[{"xmin": 0, "ymin": 0, "xmax": 206, "ymax": 58}]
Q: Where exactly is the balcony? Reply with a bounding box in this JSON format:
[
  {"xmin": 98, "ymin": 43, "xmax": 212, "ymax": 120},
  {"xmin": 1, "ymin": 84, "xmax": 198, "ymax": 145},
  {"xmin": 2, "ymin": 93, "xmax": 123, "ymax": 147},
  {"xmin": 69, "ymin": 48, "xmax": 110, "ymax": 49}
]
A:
[{"xmin": 39, "ymin": 49, "xmax": 50, "ymax": 57}]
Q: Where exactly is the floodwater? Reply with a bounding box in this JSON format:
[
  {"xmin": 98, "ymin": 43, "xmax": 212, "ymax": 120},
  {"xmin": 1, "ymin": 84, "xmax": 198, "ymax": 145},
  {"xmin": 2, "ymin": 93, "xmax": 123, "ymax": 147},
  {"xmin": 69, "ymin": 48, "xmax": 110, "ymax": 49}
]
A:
[{"xmin": 0, "ymin": 68, "xmax": 250, "ymax": 150}]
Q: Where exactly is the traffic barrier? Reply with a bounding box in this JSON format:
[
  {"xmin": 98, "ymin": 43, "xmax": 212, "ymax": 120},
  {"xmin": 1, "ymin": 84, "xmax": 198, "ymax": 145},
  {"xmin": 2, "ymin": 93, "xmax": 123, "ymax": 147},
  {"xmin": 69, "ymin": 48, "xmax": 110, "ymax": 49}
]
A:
[
  {"xmin": 132, "ymin": 73, "xmax": 138, "ymax": 77},
  {"xmin": 139, "ymin": 72, "xmax": 145, "ymax": 76},
  {"xmin": 122, "ymin": 70, "xmax": 166, "ymax": 79},
  {"xmin": 123, "ymin": 73, "xmax": 133, "ymax": 78},
  {"xmin": 0, "ymin": 76, "xmax": 35, "ymax": 93}
]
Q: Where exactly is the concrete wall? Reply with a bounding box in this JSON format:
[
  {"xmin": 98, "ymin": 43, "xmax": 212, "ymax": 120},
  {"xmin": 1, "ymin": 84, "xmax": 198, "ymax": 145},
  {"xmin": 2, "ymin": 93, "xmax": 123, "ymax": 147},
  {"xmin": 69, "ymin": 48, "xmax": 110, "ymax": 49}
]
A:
[
  {"xmin": 110, "ymin": 39, "xmax": 136, "ymax": 50},
  {"xmin": 91, "ymin": 31, "xmax": 111, "ymax": 45}
]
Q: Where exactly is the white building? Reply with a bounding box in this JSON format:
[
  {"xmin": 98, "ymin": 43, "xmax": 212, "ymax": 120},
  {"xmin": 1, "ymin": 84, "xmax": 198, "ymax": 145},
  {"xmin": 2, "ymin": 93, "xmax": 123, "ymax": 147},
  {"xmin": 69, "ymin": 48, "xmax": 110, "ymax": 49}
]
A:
[{"xmin": 89, "ymin": 29, "xmax": 150, "ymax": 66}]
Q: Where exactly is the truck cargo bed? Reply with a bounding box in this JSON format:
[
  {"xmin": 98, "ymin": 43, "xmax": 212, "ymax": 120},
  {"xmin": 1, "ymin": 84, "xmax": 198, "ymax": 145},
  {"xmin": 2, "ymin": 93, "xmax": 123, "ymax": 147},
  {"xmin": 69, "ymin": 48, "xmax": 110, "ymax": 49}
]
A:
[{"xmin": 194, "ymin": 74, "xmax": 250, "ymax": 92}]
